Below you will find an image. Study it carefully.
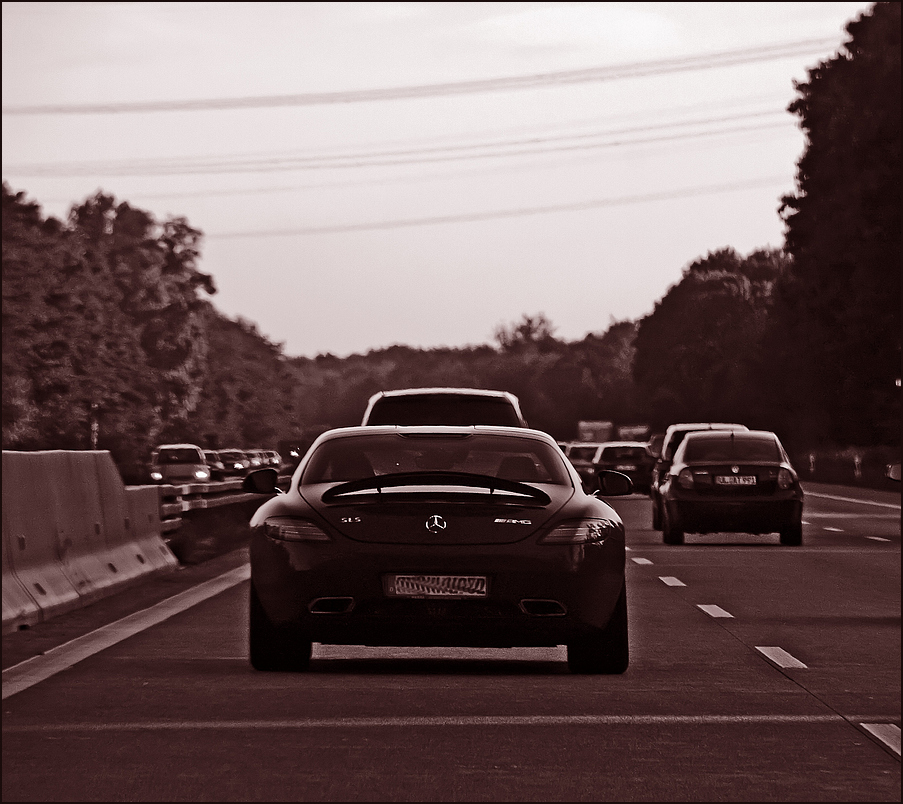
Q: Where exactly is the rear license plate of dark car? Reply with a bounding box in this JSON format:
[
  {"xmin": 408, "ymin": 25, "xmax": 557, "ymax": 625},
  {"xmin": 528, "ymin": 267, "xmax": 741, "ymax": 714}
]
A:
[
  {"xmin": 385, "ymin": 574, "xmax": 488, "ymax": 598},
  {"xmin": 715, "ymin": 475, "xmax": 757, "ymax": 486}
]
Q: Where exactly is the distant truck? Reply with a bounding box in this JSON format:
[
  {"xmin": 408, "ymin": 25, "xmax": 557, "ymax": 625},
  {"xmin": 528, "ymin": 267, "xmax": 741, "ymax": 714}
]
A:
[
  {"xmin": 577, "ymin": 420, "xmax": 614, "ymax": 442},
  {"xmin": 616, "ymin": 423, "xmax": 651, "ymax": 441}
]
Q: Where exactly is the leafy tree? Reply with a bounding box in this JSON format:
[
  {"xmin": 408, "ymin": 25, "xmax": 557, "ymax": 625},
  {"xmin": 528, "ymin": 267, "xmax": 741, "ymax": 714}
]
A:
[
  {"xmin": 2, "ymin": 184, "xmax": 216, "ymax": 476},
  {"xmin": 777, "ymin": 1, "xmax": 900, "ymax": 446},
  {"xmin": 493, "ymin": 312, "xmax": 559, "ymax": 353},
  {"xmin": 2, "ymin": 184, "xmax": 86, "ymax": 446},
  {"xmin": 184, "ymin": 312, "xmax": 296, "ymax": 449},
  {"xmin": 633, "ymin": 248, "xmax": 788, "ymax": 431}
]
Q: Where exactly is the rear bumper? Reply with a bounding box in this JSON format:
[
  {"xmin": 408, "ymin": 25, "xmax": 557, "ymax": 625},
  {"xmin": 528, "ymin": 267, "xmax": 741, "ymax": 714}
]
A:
[
  {"xmin": 251, "ymin": 531, "xmax": 625, "ymax": 647},
  {"xmin": 667, "ymin": 497, "xmax": 802, "ymax": 533}
]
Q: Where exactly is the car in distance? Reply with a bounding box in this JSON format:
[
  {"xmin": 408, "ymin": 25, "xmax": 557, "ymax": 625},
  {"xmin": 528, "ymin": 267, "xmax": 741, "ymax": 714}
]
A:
[
  {"xmin": 362, "ymin": 388, "xmax": 528, "ymax": 427},
  {"xmin": 591, "ymin": 441, "xmax": 655, "ymax": 495},
  {"xmin": 566, "ymin": 442, "xmax": 607, "ymax": 491},
  {"xmin": 242, "ymin": 424, "xmax": 633, "ymax": 674},
  {"xmin": 148, "ymin": 443, "xmax": 210, "ymax": 484},
  {"xmin": 656, "ymin": 429, "xmax": 803, "ymax": 546},
  {"xmin": 217, "ymin": 448, "xmax": 251, "ymax": 478},
  {"xmin": 650, "ymin": 423, "xmax": 749, "ymax": 529},
  {"xmin": 203, "ymin": 450, "xmax": 227, "ymax": 481}
]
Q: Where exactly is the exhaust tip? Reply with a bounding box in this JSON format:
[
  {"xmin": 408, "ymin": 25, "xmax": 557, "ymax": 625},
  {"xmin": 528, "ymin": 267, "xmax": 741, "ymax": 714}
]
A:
[
  {"xmin": 519, "ymin": 599, "xmax": 567, "ymax": 617},
  {"xmin": 309, "ymin": 596, "xmax": 355, "ymax": 614}
]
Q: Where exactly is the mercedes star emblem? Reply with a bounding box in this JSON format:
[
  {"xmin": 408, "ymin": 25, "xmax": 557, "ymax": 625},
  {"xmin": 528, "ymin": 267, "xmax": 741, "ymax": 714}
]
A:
[{"xmin": 426, "ymin": 515, "xmax": 447, "ymax": 533}]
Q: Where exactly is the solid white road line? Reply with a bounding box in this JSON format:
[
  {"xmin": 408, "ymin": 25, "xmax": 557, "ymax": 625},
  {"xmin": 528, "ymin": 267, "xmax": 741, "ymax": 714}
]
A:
[
  {"xmin": 755, "ymin": 646, "xmax": 808, "ymax": 668},
  {"xmin": 631, "ymin": 557, "xmax": 653, "ymax": 565},
  {"xmin": 805, "ymin": 492, "xmax": 900, "ymax": 510},
  {"xmin": 697, "ymin": 604, "xmax": 733, "ymax": 618},
  {"xmin": 1, "ymin": 714, "xmax": 871, "ymax": 732},
  {"xmin": 2, "ymin": 565, "xmax": 251, "ymax": 700},
  {"xmin": 861, "ymin": 723, "xmax": 902, "ymax": 758},
  {"xmin": 659, "ymin": 576, "xmax": 686, "ymax": 586}
]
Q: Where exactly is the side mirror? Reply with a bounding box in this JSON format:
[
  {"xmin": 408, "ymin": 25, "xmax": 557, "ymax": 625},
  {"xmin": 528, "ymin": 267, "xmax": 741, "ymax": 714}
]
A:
[
  {"xmin": 242, "ymin": 467, "xmax": 280, "ymax": 494},
  {"xmin": 595, "ymin": 470, "xmax": 634, "ymax": 496},
  {"xmin": 886, "ymin": 463, "xmax": 901, "ymax": 482}
]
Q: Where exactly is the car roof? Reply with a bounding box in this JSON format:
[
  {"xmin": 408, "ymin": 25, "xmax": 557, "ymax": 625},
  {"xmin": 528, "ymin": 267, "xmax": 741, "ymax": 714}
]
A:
[
  {"xmin": 315, "ymin": 424, "xmax": 551, "ymax": 441},
  {"xmin": 663, "ymin": 423, "xmax": 748, "ymax": 436},
  {"xmin": 156, "ymin": 443, "xmax": 203, "ymax": 450},
  {"xmin": 367, "ymin": 387, "xmax": 518, "ymax": 400},
  {"xmin": 597, "ymin": 441, "xmax": 650, "ymax": 448},
  {"xmin": 682, "ymin": 429, "xmax": 778, "ymax": 442}
]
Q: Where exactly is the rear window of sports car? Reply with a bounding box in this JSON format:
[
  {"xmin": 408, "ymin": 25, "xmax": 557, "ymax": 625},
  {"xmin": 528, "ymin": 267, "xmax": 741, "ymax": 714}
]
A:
[
  {"xmin": 365, "ymin": 395, "xmax": 523, "ymax": 427},
  {"xmin": 303, "ymin": 434, "xmax": 571, "ymax": 485}
]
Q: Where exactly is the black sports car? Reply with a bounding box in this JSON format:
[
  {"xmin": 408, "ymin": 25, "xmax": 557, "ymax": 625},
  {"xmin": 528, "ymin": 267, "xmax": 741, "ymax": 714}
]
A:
[{"xmin": 243, "ymin": 425, "xmax": 633, "ymax": 674}]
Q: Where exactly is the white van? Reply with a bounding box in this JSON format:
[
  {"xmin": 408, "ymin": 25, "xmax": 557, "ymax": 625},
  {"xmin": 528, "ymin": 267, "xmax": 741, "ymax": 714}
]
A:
[{"xmin": 362, "ymin": 388, "xmax": 528, "ymax": 428}]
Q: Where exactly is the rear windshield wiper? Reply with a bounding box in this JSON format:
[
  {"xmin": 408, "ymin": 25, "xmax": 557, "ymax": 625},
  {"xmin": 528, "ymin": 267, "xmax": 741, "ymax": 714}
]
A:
[{"xmin": 321, "ymin": 471, "xmax": 551, "ymax": 504}]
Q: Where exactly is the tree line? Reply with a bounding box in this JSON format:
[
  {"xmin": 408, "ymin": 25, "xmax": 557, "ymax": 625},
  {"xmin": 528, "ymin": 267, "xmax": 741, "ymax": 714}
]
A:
[{"xmin": 2, "ymin": 2, "xmax": 898, "ymax": 482}]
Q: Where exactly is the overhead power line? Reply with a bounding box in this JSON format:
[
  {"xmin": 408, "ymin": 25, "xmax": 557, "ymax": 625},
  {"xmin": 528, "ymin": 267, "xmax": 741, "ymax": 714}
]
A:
[
  {"xmin": 2, "ymin": 110, "xmax": 790, "ymax": 177},
  {"xmin": 1, "ymin": 37, "xmax": 839, "ymax": 116},
  {"xmin": 207, "ymin": 176, "xmax": 792, "ymax": 239}
]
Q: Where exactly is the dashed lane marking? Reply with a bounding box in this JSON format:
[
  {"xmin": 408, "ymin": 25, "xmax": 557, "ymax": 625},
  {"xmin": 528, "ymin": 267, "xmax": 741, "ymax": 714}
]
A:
[
  {"xmin": 755, "ymin": 646, "xmax": 808, "ymax": 668},
  {"xmin": 631, "ymin": 557, "xmax": 653, "ymax": 565},
  {"xmin": 822, "ymin": 527, "xmax": 844, "ymax": 532},
  {"xmin": 697, "ymin": 604, "xmax": 733, "ymax": 618},
  {"xmin": 866, "ymin": 536, "xmax": 891, "ymax": 542},
  {"xmin": 659, "ymin": 576, "xmax": 686, "ymax": 587}
]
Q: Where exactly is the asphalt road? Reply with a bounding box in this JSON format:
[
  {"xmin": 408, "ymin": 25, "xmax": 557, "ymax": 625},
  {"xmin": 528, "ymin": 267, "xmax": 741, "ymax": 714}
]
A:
[{"xmin": 2, "ymin": 482, "xmax": 899, "ymax": 802}]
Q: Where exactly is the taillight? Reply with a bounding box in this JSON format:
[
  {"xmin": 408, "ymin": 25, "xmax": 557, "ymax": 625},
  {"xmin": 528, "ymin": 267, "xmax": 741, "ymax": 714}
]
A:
[
  {"xmin": 677, "ymin": 468, "xmax": 694, "ymax": 489},
  {"xmin": 264, "ymin": 517, "xmax": 331, "ymax": 542},
  {"xmin": 539, "ymin": 519, "xmax": 620, "ymax": 544},
  {"xmin": 777, "ymin": 468, "xmax": 794, "ymax": 490}
]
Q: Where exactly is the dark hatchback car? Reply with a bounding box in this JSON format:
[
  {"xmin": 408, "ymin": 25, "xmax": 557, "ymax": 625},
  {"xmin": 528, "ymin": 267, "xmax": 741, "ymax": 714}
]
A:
[
  {"xmin": 243, "ymin": 425, "xmax": 633, "ymax": 674},
  {"xmin": 362, "ymin": 388, "xmax": 528, "ymax": 427},
  {"xmin": 591, "ymin": 441, "xmax": 655, "ymax": 495},
  {"xmin": 657, "ymin": 429, "xmax": 804, "ymax": 546},
  {"xmin": 203, "ymin": 450, "xmax": 227, "ymax": 481},
  {"xmin": 217, "ymin": 449, "xmax": 251, "ymax": 478},
  {"xmin": 650, "ymin": 422, "xmax": 749, "ymax": 529}
]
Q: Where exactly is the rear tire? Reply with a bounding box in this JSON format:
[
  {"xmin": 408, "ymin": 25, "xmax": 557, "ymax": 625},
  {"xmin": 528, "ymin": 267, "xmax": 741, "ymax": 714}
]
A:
[
  {"xmin": 779, "ymin": 523, "xmax": 803, "ymax": 546},
  {"xmin": 249, "ymin": 583, "xmax": 312, "ymax": 671},
  {"xmin": 567, "ymin": 585, "xmax": 629, "ymax": 674},
  {"xmin": 651, "ymin": 497, "xmax": 662, "ymax": 530},
  {"xmin": 662, "ymin": 505, "xmax": 684, "ymax": 545}
]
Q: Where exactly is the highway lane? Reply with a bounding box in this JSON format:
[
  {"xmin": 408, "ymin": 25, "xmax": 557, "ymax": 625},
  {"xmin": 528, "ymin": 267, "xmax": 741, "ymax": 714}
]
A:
[{"xmin": 2, "ymin": 484, "xmax": 899, "ymax": 801}]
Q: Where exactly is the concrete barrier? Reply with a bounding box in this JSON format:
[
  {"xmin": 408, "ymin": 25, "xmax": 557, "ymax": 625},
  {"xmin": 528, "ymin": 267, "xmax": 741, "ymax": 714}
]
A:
[
  {"xmin": 2, "ymin": 451, "xmax": 85, "ymax": 629},
  {"xmin": 2, "ymin": 450, "xmax": 178, "ymax": 635}
]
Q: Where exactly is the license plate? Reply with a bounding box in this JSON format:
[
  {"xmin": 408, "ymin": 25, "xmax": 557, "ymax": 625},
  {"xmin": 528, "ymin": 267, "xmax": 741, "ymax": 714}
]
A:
[
  {"xmin": 715, "ymin": 475, "xmax": 757, "ymax": 486},
  {"xmin": 615, "ymin": 464, "xmax": 637, "ymax": 471},
  {"xmin": 385, "ymin": 574, "xmax": 488, "ymax": 598}
]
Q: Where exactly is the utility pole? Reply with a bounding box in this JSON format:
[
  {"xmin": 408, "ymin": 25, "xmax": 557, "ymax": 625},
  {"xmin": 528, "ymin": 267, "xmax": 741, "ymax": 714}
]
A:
[{"xmin": 90, "ymin": 402, "xmax": 99, "ymax": 450}]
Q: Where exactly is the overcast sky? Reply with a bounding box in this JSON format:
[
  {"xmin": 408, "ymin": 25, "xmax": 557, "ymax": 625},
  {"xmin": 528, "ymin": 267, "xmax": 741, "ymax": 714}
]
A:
[{"xmin": 2, "ymin": 1, "xmax": 875, "ymax": 358}]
